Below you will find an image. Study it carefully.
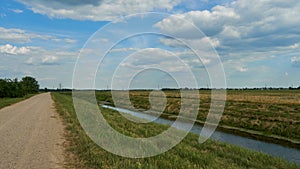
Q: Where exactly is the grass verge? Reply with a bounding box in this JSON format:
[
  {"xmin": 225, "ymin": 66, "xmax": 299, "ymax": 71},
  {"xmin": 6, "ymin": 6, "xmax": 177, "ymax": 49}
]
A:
[
  {"xmin": 0, "ymin": 94, "xmax": 36, "ymax": 109},
  {"xmin": 95, "ymin": 90, "xmax": 300, "ymax": 142},
  {"xmin": 51, "ymin": 92, "xmax": 299, "ymax": 169}
]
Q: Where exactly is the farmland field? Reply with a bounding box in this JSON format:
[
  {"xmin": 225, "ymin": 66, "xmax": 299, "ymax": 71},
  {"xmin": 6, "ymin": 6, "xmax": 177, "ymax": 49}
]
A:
[
  {"xmin": 52, "ymin": 92, "xmax": 299, "ymax": 168},
  {"xmin": 95, "ymin": 90, "xmax": 300, "ymax": 143}
]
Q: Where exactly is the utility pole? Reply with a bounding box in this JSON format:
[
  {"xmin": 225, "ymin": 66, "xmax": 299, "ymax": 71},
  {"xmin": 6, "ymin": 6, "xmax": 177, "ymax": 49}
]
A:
[{"xmin": 265, "ymin": 84, "xmax": 267, "ymax": 90}]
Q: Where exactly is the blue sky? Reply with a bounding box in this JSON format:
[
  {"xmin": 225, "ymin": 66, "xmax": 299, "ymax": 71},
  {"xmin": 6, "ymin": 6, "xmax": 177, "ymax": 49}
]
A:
[{"xmin": 0, "ymin": 0, "xmax": 300, "ymax": 89}]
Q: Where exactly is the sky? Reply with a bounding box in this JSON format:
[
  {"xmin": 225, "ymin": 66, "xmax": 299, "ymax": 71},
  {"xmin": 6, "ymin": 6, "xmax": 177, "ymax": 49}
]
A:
[{"xmin": 0, "ymin": 0, "xmax": 300, "ymax": 89}]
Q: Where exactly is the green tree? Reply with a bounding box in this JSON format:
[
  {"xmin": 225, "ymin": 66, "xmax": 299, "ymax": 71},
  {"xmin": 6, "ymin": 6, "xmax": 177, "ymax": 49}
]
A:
[
  {"xmin": 0, "ymin": 76, "xmax": 39, "ymax": 98},
  {"xmin": 0, "ymin": 79, "xmax": 7, "ymax": 98},
  {"xmin": 21, "ymin": 76, "xmax": 39, "ymax": 95}
]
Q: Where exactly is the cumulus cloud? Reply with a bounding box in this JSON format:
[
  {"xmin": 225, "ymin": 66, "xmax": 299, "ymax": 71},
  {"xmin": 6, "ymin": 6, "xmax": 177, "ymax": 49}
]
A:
[
  {"xmin": 220, "ymin": 26, "xmax": 241, "ymax": 39},
  {"xmin": 120, "ymin": 48, "xmax": 175, "ymax": 67},
  {"xmin": 0, "ymin": 44, "xmax": 30, "ymax": 55},
  {"xmin": 154, "ymin": 5, "xmax": 240, "ymax": 37},
  {"xmin": 17, "ymin": 0, "xmax": 182, "ymax": 21},
  {"xmin": 0, "ymin": 44, "xmax": 76, "ymax": 66},
  {"xmin": 25, "ymin": 55, "xmax": 59, "ymax": 66},
  {"xmin": 0, "ymin": 44, "xmax": 76, "ymax": 64},
  {"xmin": 0, "ymin": 46, "xmax": 76, "ymax": 88},
  {"xmin": 0, "ymin": 27, "xmax": 35, "ymax": 43},
  {"xmin": 0, "ymin": 27, "xmax": 51, "ymax": 43},
  {"xmin": 42, "ymin": 56, "xmax": 59, "ymax": 65},
  {"xmin": 105, "ymin": 47, "xmax": 208, "ymax": 89},
  {"xmin": 0, "ymin": 27, "xmax": 79, "ymax": 46},
  {"xmin": 159, "ymin": 38, "xmax": 184, "ymax": 47},
  {"xmin": 160, "ymin": 36, "xmax": 220, "ymax": 50},
  {"xmin": 158, "ymin": 36, "xmax": 220, "ymax": 68},
  {"xmin": 155, "ymin": 0, "xmax": 300, "ymax": 51},
  {"xmin": 288, "ymin": 43, "xmax": 300, "ymax": 49}
]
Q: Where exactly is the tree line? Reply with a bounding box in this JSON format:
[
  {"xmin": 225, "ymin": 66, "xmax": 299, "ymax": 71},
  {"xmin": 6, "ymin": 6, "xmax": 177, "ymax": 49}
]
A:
[{"xmin": 0, "ymin": 76, "xmax": 39, "ymax": 98}]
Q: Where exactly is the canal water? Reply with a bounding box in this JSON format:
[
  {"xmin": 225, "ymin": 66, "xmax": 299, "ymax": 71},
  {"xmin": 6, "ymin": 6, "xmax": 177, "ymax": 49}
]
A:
[{"xmin": 101, "ymin": 105, "xmax": 300, "ymax": 164}]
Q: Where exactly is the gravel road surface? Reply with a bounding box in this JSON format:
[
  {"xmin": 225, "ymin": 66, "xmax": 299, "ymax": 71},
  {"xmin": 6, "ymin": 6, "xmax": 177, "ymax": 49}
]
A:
[{"xmin": 0, "ymin": 93, "xmax": 65, "ymax": 169}]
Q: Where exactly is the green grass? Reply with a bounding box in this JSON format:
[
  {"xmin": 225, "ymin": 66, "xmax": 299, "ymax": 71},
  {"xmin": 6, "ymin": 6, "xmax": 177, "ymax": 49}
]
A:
[
  {"xmin": 94, "ymin": 90, "xmax": 300, "ymax": 141},
  {"xmin": 0, "ymin": 94, "xmax": 36, "ymax": 109},
  {"xmin": 51, "ymin": 92, "xmax": 299, "ymax": 169}
]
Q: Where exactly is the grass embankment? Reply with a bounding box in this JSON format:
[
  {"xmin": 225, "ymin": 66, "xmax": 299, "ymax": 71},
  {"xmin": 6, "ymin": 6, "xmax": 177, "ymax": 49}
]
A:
[
  {"xmin": 96, "ymin": 90, "xmax": 300, "ymax": 144},
  {"xmin": 52, "ymin": 92, "xmax": 299, "ymax": 168},
  {"xmin": 0, "ymin": 94, "xmax": 36, "ymax": 109}
]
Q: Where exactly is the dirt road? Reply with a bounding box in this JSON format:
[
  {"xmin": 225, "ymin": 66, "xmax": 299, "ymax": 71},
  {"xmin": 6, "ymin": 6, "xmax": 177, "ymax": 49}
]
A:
[{"xmin": 0, "ymin": 93, "xmax": 65, "ymax": 169}]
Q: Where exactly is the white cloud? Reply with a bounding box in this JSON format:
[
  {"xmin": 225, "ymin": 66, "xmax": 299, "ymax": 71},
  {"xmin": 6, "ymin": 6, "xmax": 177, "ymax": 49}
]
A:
[
  {"xmin": 153, "ymin": 0, "xmax": 300, "ymax": 81},
  {"xmin": 52, "ymin": 38, "xmax": 61, "ymax": 42},
  {"xmin": 120, "ymin": 48, "xmax": 173, "ymax": 66},
  {"xmin": 23, "ymin": 46, "xmax": 76, "ymax": 65},
  {"xmin": 220, "ymin": 26, "xmax": 241, "ymax": 38},
  {"xmin": 291, "ymin": 56, "xmax": 300, "ymax": 67},
  {"xmin": 18, "ymin": 0, "xmax": 183, "ymax": 21},
  {"xmin": 64, "ymin": 38, "xmax": 77, "ymax": 44},
  {"xmin": 25, "ymin": 57, "xmax": 34, "ymax": 65},
  {"xmin": 291, "ymin": 57, "xmax": 300, "ymax": 63},
  {"xmin": 159, "ymin": 38, "xmax": 184, "ymax": 47},
  {"xmin": 10, "ymin": 9, "xmax": 23, "ymax": 13},
  {"xmin": 117, "ymin": 48, "xmax": 192, "ymax": 72},
  {"xmin": 154, "ymin": 5, "xmax": 240, "ymax": 38},
  {"xmin": 109, "ymin": 48, "xmax": 140, "ymax": 53},
  {"xmin": 111, "ymin": 48, "xmax": 190, "ymax": 86},
  {"xmin": 157, "ymin": 37, "xmax": 220, "ymax": 70},
  {"xmin": 155, "ymin": 0, "xmax": 300, "ymax": 50},
  {"xmin": 25, "ymin": 55, "xmax": 60, "ymax": 65},
  {"xmin": 200, "ymin": 58, "xmax": 211, "ymax": 64},
  {"xmin": 0, "ymin": 27, "xmax": 78, "ymax": 45},
  {"xmin": 0, "ymin": 44, "xmax": 30, "ymax": 55},
  {"xmin": 100, "ymin": 38, "xmax": 109, "ymax": 42},
  {"xmin": 42, "ymin": 55, "xmax": 58, "ymax": 64},
  {"xmin": 160, "ymin": 36, "xmax": 220, "ymax": 49},
  {"xmin": 288, "ymin": 43, "xmax": 299, "ymax": 49},
  {"xmin": 0, "ymin": 27, "xmax": 51, "ymax": 43},
  {"xmin": 0, "ymin": 44, "xmax": 76, "ymax": 66},
  {"xmin": 237, "ymin": 66, "xmax": 248, "ymax": 72}
]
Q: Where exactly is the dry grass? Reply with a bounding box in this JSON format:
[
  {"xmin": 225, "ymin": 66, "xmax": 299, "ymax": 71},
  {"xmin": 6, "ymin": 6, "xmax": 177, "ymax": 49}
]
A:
[
  {"xmin": 52, "ymin": 92, "xmax": 300, "ymax": 168},
  {"xmin": 96, "ymin": 90, "xmax": 300, "ymax": 141}
]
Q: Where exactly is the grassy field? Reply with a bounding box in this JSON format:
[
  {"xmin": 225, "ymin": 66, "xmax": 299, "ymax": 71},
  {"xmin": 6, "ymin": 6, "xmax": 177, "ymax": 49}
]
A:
[
  {"xmin": 0, "ymin": 94, "xmax": 36, "ymax": 109},
  {"xmin": 52, "ymin": 92, "xmax": 299, "ymax": 168},
  {"xmin": 95, "ymin": 90, "xmax": 300, "ymax": 142}
]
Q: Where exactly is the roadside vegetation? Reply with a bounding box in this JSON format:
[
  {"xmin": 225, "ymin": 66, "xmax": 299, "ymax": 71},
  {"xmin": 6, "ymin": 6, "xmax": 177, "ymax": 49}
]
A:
[
  {"xmin": 52, "ymin": 92, "xmax": 299, "ymax": 168},
  {"xmin": 0, "ymin": 76, "xmax": 39, "ymax": 109},
  {"xmin": 0, "ymin": 76, "xmax": 39, "ymax": 98},
  {"xmin": 0, "ymin": 94, "xmax": 35, "ymax": 109},
  {"xmin": 96, "ymin": 90, "xmax": 300, "ymax": 142}
]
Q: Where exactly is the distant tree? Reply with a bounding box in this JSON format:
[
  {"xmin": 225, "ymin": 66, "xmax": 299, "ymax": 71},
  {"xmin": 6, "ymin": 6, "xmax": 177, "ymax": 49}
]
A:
[
  {"xmin": 21, "ymin": 76, "xmax": 39, "ymax": 95},
  {"xmin": 0, "ymin": 76, "xmax": 39, "ymax": 98},
  {"xmin": 0, "ymin": 79, "xmax": 7, "ymax": 98}
]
